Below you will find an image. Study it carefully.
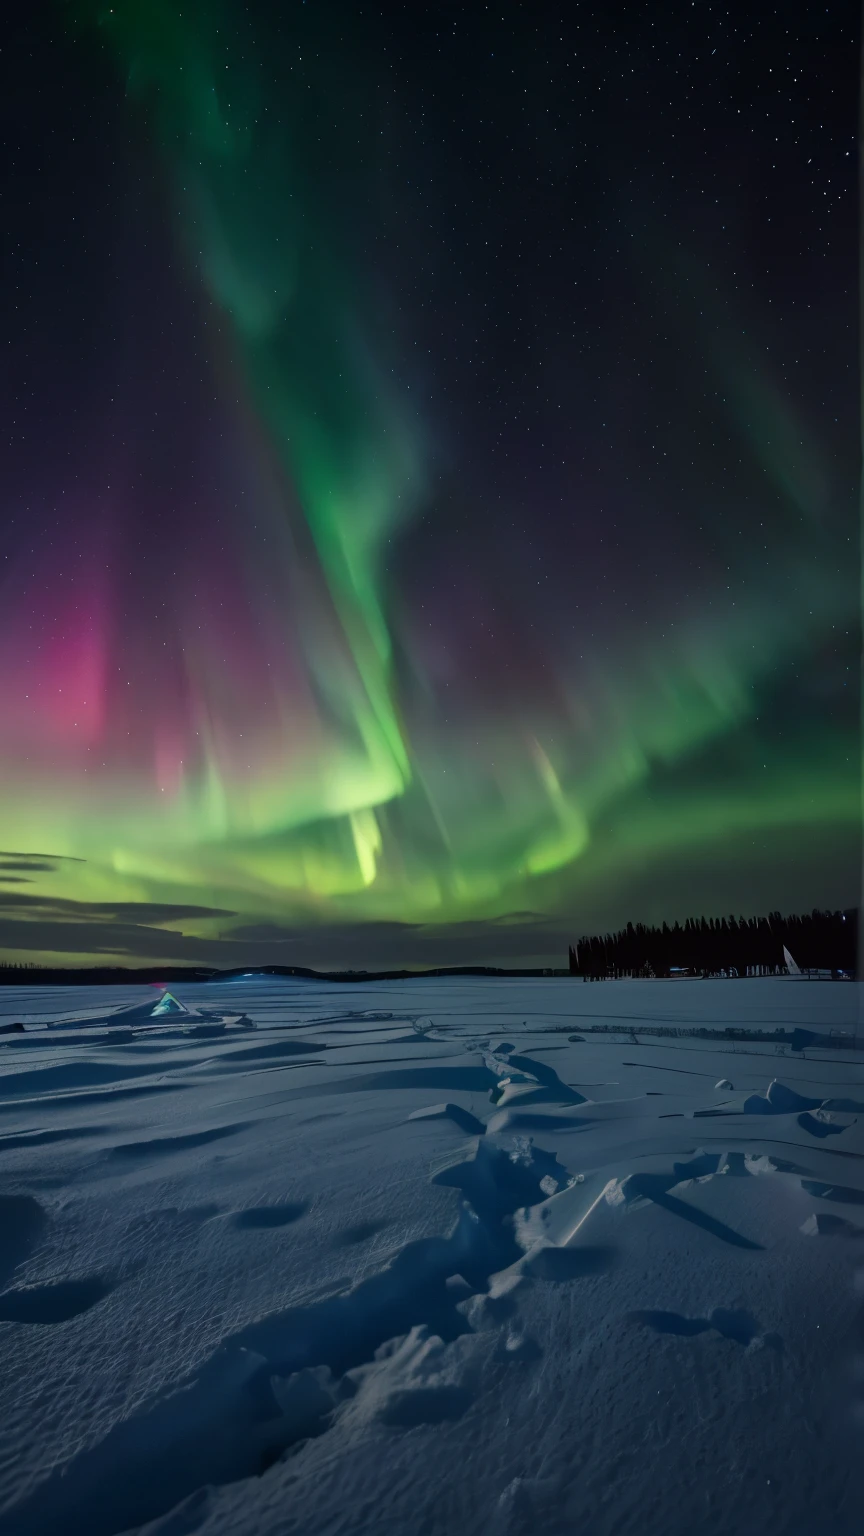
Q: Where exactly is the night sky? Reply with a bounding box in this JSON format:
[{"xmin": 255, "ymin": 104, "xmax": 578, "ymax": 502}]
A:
[{"xmin": 0, "ymin": 1, "xmax": 858, "ymax": 970}]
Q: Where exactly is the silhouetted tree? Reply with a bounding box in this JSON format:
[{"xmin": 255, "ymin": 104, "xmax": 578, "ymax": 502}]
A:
[{"xmin": 569, "ymin": 908, "xmax": 857, "ymax": 978}]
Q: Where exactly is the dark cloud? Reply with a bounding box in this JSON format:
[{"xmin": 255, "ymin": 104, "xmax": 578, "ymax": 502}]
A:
[
  {"xmin": 220, "ymin": 916, "xmax": 575, "ymax": 970},
  {"xmin": 0, "ymin": 861, "xmax": 56, "ymax": 873},
  {"xmin": 0, "ymin": 907, "xmax": 572, "ymax": 969},
  {"xmin": 0, "ymin": 815, "xmax": 856, "ymax": 972},
  {"xmin": 0, "ymin": 893, "xmax": 238, "ymax": 962},
  {"xmin": 0, "ymin": 851, "xmax": 86, "ymax": 863},
  {"xmin": 0, "ymin": 893, "xmax": 235, "ymax": 921},
  {"xmin": 0, "ymin": 916, "xmax": 228, "ymax": 963}
]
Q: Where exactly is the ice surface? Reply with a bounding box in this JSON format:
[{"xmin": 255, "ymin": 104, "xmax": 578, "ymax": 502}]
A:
[{"xmin": 0, "ymin": 976, "xmax": 862, "ymax": 1536}]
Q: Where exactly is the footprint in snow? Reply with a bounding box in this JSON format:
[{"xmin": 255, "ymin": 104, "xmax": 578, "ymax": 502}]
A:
[
  {"xmin": 332, "ymin": 1218, "xmax": 392, "ymax": 1247},
  {"xmin": 230, "ymin": 1203, "xmax": 309, "ymax": 1230},
  {"xmin": 0, "ymin": 1274, "xmax": 114, "ymax": 1325},
  {"xmin": 0, "ymin": 1194, "xmax": 47, "ymax": 1289},
  {"xmin": 628, "ymin": 1306, "xmax": 780, "ymax": 1349},
  {"xmin": 797, "ymin": 1111, "xmax": 845, "ymax": 1139}
]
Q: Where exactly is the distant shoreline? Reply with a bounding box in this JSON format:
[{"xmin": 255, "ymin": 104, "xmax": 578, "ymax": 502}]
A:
[
  {"xmin": 0, "ymin": 964, "xmax": 853, "ymax": 987},
  {"xmin": 0, "ymin": 964, "xmax": 571, "ymax": 986}
]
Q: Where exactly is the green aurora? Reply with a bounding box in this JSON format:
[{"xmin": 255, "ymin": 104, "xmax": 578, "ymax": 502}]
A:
[{"xmin": 0, "ymin": 0, "xmax": 856, "ymax": 967}]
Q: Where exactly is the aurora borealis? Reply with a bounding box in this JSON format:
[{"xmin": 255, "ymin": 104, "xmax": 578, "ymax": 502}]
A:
[{"xmin": 0, "ymin": 1, "xmax": 858, "ymax": 968}]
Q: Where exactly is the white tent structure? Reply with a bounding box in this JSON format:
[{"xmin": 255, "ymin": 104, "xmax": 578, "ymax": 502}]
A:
[{"xmin": 783, "ymin": 945, "xmax": 801, "ymax": 976}]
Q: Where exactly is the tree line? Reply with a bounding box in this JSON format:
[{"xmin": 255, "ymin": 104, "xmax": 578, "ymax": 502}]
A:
[{"xmin": 568, "ymin": 908, "xmax": 857, "ymax": 979}]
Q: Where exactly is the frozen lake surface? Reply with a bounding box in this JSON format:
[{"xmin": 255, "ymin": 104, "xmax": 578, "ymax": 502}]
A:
[{"xmin": 1, "ymin": 976, "xmax": 863, "ymax": 1536}]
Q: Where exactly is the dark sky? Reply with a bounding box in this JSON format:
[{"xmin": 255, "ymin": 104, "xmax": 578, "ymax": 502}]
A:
[{"xmin": 0, "ymin": 0, "xmax": 858, "ymax": 969}]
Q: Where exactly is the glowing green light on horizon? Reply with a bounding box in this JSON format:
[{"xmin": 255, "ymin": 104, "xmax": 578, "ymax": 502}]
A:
[{"xmin": 0, "ymin": 0, "xmax": 851, "ymax": 965}]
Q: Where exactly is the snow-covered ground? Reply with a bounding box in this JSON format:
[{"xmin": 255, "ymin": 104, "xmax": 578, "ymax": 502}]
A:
[{"xmin": 1, "ymin": 976, "xmax": 863, "ymax": 1536}]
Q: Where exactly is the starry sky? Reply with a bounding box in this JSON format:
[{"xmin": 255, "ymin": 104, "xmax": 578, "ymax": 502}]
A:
[{"xmin": 0, "ymin": 0, "xmax": 858, "ymax": 970}]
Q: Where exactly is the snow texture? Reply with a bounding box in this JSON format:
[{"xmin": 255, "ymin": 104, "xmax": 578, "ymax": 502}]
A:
[{"xmin": 0, "ymin": 975, "xmax": 863, "ymax": 1536}]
